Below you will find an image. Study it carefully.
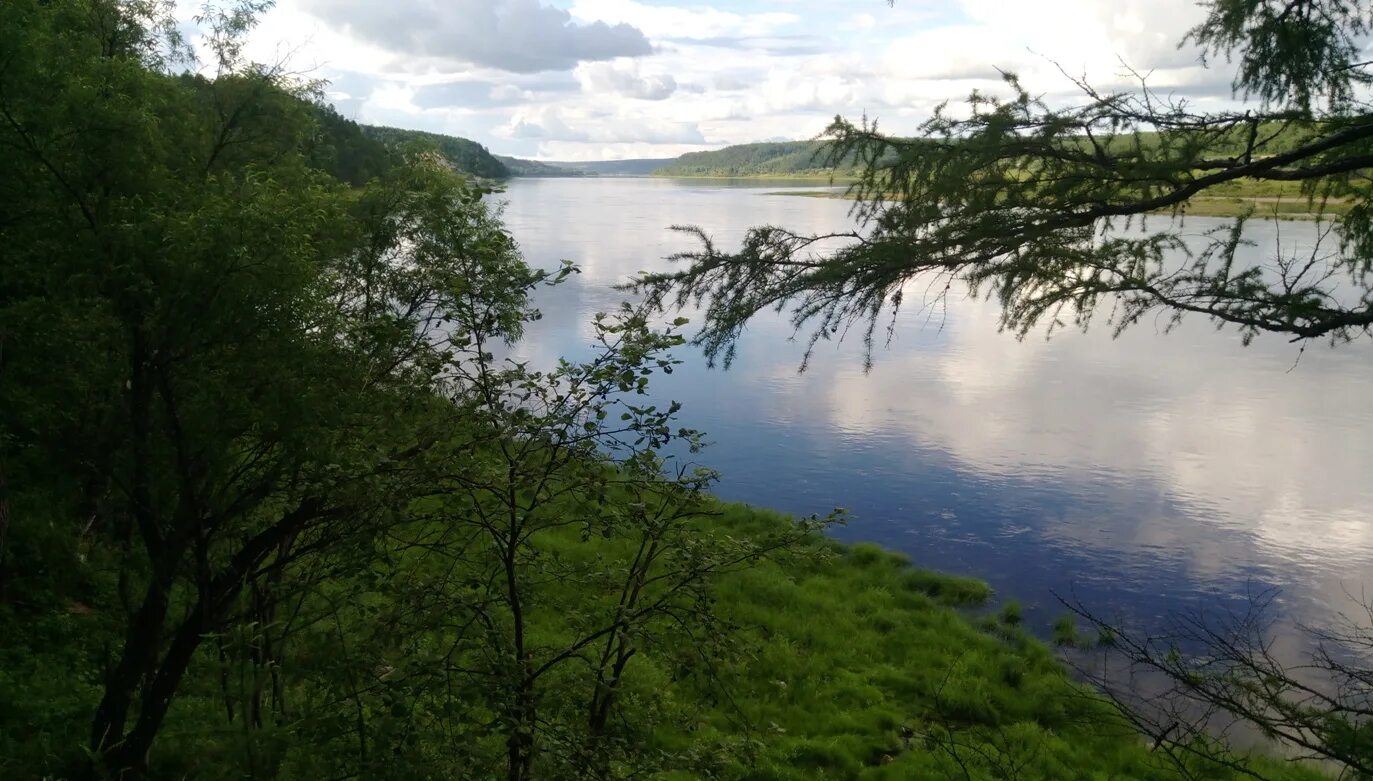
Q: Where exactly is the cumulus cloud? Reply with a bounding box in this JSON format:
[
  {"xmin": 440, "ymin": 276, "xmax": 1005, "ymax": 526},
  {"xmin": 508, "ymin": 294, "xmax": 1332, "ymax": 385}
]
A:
[
  {"xmin": 882, "ymin": 0, "xmax": 1214, "ymax": 89},
  {"xmin": 498, "ymin": 106, "xmax": 706, "ymax": 144},
  {"xmin": 712, "ymin": 74, "xmax": 754, "ymax": 91},
  {"xmin": 576, "ymin": 60, "xmax": 678, "ymax": 100},
  {"xmin": 569, "ymin": 0, "xmax": 799, "ymax": 40},
  {"xmin": 686, "ymin": 35, "xmax": 829, "ymax": 56},
  {"xmin": 296, "ymin": 0, "xmax": 653, "ymax": 73},
  {"xmin": 412, "ymin": 75, "xmax": 579, "ymax": 110},
  {"xmin": 238, "ymin": 0, "xmax": 1252, "ymax": 159}
]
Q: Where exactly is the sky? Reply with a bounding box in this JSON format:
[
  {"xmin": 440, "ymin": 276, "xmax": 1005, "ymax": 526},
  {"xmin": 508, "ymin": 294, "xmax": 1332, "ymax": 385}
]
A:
[{"xmin": 207, "ymin": 0, "xmax": 1245, "ymax": 161}]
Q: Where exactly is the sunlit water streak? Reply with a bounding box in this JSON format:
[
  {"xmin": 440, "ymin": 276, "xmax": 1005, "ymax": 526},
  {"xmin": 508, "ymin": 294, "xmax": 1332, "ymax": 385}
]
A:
[{"xmin": 498, "ymin": 176, "xmax": 1373, "ymax": 643}]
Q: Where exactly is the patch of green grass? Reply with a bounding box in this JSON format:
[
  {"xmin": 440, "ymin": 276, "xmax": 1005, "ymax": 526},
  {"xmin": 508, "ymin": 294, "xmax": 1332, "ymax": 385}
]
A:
[{"xmin": 624, "ymin": 503, "xmax": 1330, "ymax": 780}]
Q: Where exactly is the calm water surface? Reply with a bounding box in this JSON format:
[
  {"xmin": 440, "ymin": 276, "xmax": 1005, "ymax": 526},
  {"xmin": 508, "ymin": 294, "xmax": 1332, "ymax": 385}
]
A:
[{"xmin": 499, "ymin": 176, "xmax": 1373, "ymax": 638}]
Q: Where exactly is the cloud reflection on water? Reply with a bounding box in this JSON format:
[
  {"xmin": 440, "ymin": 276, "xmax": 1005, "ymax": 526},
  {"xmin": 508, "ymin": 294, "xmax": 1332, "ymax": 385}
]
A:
[{"xmin": 499, "ymin": 177, "xmax": 1373, "ymax": 633}]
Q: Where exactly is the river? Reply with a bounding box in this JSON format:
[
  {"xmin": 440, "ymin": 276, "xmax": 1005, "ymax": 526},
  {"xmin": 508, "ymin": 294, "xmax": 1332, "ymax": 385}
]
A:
[{"xmin": 499, "ymin": 175, "xmax": 1373, "ymax": 644}]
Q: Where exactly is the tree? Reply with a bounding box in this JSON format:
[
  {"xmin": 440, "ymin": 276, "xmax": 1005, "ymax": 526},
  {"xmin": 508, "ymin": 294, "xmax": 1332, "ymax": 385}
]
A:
[
  {"xmin": 0, "ymin": 1, "xmax": 538, "ymax": 775},
  {"xmin": 1057, "ymin": 589, "xmax": 1373, "ymax": 780},
  {"xmin": 422, "ymin": 304, "xmax": 827, "ymax": 780},
  {"xmin": 634, "ymin": 0, "xmax": 1373, "ymax": 370},
  {"xmin": 270, "ymin": 301, "xmax": 832, "ymax": 781},
  {"xmin": 0, "ymin": 5, "xmax": 834, "ymax": 779}
]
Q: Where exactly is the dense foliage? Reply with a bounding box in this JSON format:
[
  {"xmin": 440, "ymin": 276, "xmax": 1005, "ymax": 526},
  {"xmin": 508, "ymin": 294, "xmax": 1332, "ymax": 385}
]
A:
[
  {"xmin": 0, "ymin": 1, "xmax": 1343, "ymax": 779},
  {"xmin": 364, "ymin": 124, "xmax": 512, "ymax": 179},
  {"xmin": 306, "ymin": 103, "xmax": 395, "ymax": 185}
]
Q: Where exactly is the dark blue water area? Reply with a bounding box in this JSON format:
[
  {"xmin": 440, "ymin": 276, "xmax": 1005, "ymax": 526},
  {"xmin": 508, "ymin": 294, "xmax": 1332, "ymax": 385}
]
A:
[
  {"xmin": 650, "ymin": 365, "xmax": 1287, "ymax": 634},
  {"xmin": 497, "ymin": 176, "xmax": 1373, "ymax": 645}
]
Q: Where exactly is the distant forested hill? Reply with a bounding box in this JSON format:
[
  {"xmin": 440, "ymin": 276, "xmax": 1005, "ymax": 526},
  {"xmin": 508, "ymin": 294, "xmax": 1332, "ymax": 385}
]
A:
[
  {"xmin": 651, "ymin": 141, "xmax": 862, "ymax": 177},
  {"xmin": 494, "ymin": 155, "xmax": 588, "ymax": 177},
  {"xmin": 548, "ymin": 158, "xmax": 676, "ymax": 176},
  {"xmin": 363, "ymin": 125, "xmax": 510, "ymax": 178},
  {"xmin": 653, "ymin": 123, "xmax": 1325, "ymax": 180}
]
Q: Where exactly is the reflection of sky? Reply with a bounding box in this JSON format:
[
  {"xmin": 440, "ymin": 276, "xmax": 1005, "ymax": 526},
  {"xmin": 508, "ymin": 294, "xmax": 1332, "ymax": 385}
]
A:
[{"xmin": 499, "ymin": 177, "xmax": 1373, "ymax": 636}]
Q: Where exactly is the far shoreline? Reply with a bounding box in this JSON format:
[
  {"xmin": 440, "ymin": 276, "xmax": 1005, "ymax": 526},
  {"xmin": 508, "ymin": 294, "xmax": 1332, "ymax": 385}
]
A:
[{"xmin": 761, "ymin": 189, "xmax": 1351, "ymax": 220}]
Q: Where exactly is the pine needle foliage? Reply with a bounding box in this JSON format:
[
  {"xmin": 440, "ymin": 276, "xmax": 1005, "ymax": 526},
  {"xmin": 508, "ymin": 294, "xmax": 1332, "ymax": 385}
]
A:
[{"xmin": 633, "ymin": 0, "xmax": 1373, "ymax": 369}]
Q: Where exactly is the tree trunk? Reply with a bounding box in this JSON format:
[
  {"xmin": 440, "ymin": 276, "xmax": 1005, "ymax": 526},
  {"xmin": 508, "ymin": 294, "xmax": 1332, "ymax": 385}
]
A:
[
  {"xmin": 88, "ymin": 577, "xmax": 172, "ymax": 768},
  {"xmin": 98, "ymin": 601, "xmax": 208, "ymax": 778},
  {"xmin": 585, "ymin": 641, "xmax": 635, "ymax": 778},
  {"xmin": 506, "ymin": 677, "xmax": 536, "ymax": 781},
  {"xmin": 503, "ymin": 532, "xmax": 535, "ymax": 781},
  {"xmin": 0, "ymin": 337, "xmax": 8, "ymax": 593},
  {"xmin": 88, "ymin": 499, "xmax": 328, "ymax": 778},
  {"xmin": 248, "ymin": 576, "xmax": 268, "ymax": 728},
  {"xmin": 0, "ymin": 470, "xmax": 10, "ymax": 596},
  {"xmin": 216, "ymin": 634, "xmax": 235, "ymax": 724}
]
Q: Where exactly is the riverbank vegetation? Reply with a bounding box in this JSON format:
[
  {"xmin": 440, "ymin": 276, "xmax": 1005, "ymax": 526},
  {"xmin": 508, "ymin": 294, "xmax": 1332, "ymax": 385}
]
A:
[
  {"xmin": 652, "ymin": 127, "xmax": 1358, "ymax": 220},
  {"xmin": 634, "ymin": 0, "xmax": 1373, "ymax": 776},
  {"xmin": 709, "ymin": 119, "xmax": 1358, "ymax": 217},
  {"xmin": 765, "ymin": 189, "xmax": 1355, "ymax": 220}
]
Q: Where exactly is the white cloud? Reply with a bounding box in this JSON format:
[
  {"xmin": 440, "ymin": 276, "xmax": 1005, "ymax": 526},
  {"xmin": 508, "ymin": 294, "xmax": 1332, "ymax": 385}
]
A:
[
  {"xmin": 889, "ymin": 0, "xmax": 1212, "ymax": 87},
  {"xmin": 215, "ymin": 0, "xmax": 1250, "ymax": 159},
  {"xmin": 296, "ymin": 0, "xmax": 652, "ymax": 72},
  {"xmin": 497, "ymin": 105, "xmax": 706, "ymax": 144},
  {"xmin": 569, "ymin": 0, "xmax": 799, "ymax": 39},
  {"xmin": 576, "ymin": 59, "xmax": 678, "ymax": 100},
  {"xmin": 843, "ymin": 13, "xmax": 877, "ymax": 31}
]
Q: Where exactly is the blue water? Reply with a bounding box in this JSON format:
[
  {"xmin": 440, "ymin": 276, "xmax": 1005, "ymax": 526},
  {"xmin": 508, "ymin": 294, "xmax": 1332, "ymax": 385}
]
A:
[{"xmin": 500, "ymin": 176, "xmax": 1373, "ymax": 639}]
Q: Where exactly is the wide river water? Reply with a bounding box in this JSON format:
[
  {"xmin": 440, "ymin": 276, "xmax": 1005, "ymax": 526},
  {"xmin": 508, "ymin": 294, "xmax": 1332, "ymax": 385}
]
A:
[{"xmin": 499, "ymin": 176, "xmax": 1373, "ymax": 641}]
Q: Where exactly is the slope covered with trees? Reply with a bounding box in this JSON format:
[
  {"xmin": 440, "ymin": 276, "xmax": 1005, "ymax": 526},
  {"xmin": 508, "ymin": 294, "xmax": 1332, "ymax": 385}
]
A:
[
  {"xmin": 303, "ymin": 104, "xmax": 395, "ymax": 186},
  {"xmin": 363, "ymin": 124, "xmax": 511, "ymax": 178},
  {"xmin": 495, "ymin": 154, "xmax": 589, "ymax": 177}
]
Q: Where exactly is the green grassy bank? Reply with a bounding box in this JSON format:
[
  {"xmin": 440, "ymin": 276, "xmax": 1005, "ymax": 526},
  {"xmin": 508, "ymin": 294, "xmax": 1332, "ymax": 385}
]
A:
[
  {"xmin": 1, "ymin": 499, "xmax": 1326, "ymax": 779},
  {"xmin": 629, "ymin": 504, "xmax": 1323, "ymax": 780}
]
